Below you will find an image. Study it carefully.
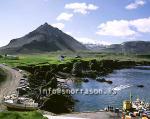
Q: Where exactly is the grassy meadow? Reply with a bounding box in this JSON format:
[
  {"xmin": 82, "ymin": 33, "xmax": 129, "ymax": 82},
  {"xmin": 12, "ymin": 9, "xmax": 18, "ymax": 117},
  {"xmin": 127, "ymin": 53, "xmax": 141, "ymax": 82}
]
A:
[
  {"xmin": 0, "ymin": 111, "xmax": 47, "ymax": 119},
  {"xmin": 0, "ymin": 52, "xmax": 150, "ymax": 67}
]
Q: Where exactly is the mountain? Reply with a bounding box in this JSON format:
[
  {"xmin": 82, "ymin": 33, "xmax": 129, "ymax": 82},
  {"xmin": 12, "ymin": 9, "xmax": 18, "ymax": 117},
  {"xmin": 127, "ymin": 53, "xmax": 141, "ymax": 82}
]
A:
[
  {"xmin": 85, "ymin": 44, "xmax": 107, "ymax": 51},
  {"xmin": 0, "ymin": 23, "xmax": 86, "ymax": 54},
  {"xmin": 104, "ymin": 41, "xmax": 150, "ymax": 54}
]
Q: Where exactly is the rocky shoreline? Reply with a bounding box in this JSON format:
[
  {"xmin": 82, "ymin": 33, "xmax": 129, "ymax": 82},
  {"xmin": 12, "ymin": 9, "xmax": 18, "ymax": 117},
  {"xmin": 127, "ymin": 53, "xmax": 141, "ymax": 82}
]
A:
[{"xmin": 16, "ymin": 59, "xmax": 150, "ymax": 114}]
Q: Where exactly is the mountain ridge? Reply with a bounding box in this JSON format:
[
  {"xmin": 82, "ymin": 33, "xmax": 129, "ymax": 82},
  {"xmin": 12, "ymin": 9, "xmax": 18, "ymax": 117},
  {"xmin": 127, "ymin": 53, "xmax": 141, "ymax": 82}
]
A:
[
  {"xmin": 104, "ymin": 41, "xmax": 150, "ymax": 54},
  {"xmin": 0, "ymin": 23, "xmax": 87, "ymax": 54}
]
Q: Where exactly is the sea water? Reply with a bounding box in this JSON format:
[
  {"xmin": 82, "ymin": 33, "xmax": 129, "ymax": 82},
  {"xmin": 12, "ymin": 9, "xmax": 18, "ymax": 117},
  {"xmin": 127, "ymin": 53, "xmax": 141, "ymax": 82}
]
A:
[{"xmin": 70, "ymin": 66, "xmax": 150, "ymax": 112}]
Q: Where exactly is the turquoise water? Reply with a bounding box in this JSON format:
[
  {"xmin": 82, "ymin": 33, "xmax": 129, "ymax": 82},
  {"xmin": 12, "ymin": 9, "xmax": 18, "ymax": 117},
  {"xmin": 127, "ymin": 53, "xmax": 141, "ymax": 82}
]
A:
[{"xmin": 70, "ymin": 66, "xmax": 150, "ymax": 112}]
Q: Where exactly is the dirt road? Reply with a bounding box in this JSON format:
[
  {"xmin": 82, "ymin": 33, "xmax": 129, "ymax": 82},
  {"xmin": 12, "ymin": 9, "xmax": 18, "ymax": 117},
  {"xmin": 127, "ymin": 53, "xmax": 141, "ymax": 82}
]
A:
[
  {"xmin": 0, "ymin": 64, "xmax": 22, "ymax": 106},
  {"xmin": 63, "ymin": 111, "xmax": 121, "ymax": 119},
  {"xmin": 44, "ymin": 111, "xmax": 121, "ymax": 119}
]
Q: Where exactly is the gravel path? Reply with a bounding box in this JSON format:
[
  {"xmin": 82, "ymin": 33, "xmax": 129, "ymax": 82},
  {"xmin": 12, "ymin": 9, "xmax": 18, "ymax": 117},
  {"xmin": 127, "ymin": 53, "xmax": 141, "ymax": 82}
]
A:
[
  {"xmin": 44, "ymin": 111, "xmax": 121, "ymax": 119},
  {"xmin": 44, "ymin": 115, "xmax": 88, "ymax": 119},
  {"xmin": 0, "ymin": 64, "xmax": 22, "ymax": 109}
]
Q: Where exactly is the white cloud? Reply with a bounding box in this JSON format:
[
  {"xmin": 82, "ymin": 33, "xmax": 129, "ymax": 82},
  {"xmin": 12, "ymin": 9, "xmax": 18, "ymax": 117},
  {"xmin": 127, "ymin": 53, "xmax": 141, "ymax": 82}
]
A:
[
  {"xmin": 130, "ymin": 17, "xmax": 150, "ymax": 32},
  {"xmin": 96, "ymin": 20, "xmax": 136, "ymax": 37},
  {"xmin": 96, "ymin": 17, "xmax": 150, "ymax": 38},
  {"xmin": 65, "ymin": 3, "xmax": 98, "ymax": 14},
  {"xmin": 75, "ymin": 37, "xmax": 111, "ymax": 45},
  {"xmin": 125, "ymin": 0, "xmax": 146, "ymax": 10},
  {"xmin": 57, "ymin": 12, "xmax": 73, "ymax": 21},
  {"xmin": 88, "ymin": 4, "xmax": 99, "ymax": 10},
  {"xmin": 52, "ymin": 23, "xmax": 65, "ymax": 30}
]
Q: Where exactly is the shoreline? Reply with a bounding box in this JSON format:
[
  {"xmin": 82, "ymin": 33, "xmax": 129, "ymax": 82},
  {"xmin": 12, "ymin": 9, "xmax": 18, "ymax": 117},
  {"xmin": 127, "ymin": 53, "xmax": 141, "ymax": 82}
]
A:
[
  {"xmin": 0, "ymin": 59, "xmax": 150, "ymax": 114},
  {"xmin": 44, "ymin": 110, "xmax": 121, "ymax": 119},
  {"xmin": 16, "ymin": 59, "xmax": 150, "ymax": 114}
]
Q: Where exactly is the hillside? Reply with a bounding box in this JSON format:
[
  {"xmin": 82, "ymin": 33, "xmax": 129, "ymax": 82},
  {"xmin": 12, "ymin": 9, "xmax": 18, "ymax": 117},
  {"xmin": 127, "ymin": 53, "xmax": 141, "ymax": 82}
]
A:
[
  {"xmin": 0, "ymin": 23, "xmax": 86, "ymax": 54},
  {"xmin": 85, "ymin": 44, "xmax": 107, "ymax": 51},
  {"xmin": 104, "ymin": 41, "xmax": 150, "ymax": 54}
]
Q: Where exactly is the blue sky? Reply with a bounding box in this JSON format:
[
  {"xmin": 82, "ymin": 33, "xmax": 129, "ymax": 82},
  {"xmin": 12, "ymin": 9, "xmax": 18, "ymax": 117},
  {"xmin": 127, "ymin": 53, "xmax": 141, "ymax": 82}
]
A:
[{"xmin": 0, "ymin": 0, "xmax": 150, "ymax": 47}]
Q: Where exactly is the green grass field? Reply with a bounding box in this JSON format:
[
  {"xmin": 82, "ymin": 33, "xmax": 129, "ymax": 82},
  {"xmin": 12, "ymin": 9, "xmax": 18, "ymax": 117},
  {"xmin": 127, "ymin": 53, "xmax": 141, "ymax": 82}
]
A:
[
  {"xmin": 0, "ymin": 68, "xmax": 7, "ymax": 83},
  {"xmin": 0, "ymin": 111, "xmax": 47, "ymax": 119},
  {"xmin": 0, "ymin": 52, "xmax": 150, "ymax": 67}
]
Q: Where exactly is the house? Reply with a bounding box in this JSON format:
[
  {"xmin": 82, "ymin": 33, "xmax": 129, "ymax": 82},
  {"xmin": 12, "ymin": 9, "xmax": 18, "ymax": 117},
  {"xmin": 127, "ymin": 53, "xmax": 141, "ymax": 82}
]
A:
[
  {"xmin": 5, "ymin": 54, "xmax": 19, "ymax": 60},
  {"xmin": 59, "ymin": 55, "xmax": 66, "ymax": 61}
]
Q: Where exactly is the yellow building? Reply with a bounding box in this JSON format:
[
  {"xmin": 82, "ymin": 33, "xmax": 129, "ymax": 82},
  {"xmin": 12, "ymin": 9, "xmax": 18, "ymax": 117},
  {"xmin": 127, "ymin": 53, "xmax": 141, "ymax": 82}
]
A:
[
  {"xmin": 123, "ymin": 100, "xmax": 132, "ymax": 111},
  {"xmin": 142, "ymin": 117, "xmax": 148, "ymax": 119}
]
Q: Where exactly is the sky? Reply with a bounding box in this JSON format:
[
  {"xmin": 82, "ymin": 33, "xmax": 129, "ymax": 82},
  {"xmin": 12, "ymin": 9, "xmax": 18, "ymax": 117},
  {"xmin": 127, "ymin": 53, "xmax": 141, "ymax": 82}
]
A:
[{"xmin": 0, "ymin": 0, "xmax": 150, "ymax": 47}]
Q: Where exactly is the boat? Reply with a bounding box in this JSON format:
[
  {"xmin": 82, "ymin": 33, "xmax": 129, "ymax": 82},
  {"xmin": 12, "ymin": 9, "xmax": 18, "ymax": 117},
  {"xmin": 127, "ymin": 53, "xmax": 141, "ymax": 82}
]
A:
[
  {"xmin": 132, "ymin": 98, "xmax": 150, "ymax": 111},
  {"xmin": 122, "ymin": 93, "xmax": 150, "ymax": 118},
  {"xmin": 3, "ymin": 94, "xmax": 38, "ymax": 111}
]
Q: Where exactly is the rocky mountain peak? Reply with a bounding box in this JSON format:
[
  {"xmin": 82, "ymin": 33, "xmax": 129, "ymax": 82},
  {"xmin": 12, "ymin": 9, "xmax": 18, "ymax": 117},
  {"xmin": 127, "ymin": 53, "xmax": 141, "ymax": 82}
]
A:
[
  {"xmin": 35, "ymin": 23, "xmax": 61, "ymax": 35},
  {"xmin": 0, "ymin": 23, "xmax": 86, "ymax": 54}
]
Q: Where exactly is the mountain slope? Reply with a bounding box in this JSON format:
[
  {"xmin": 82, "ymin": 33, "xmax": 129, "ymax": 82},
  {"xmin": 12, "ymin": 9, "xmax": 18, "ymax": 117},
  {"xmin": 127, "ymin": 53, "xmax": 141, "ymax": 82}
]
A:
[
  {"xmin": 104, "ymin": 41, "xmax": 150, "ymax": 54},
  {"xmin": 0, "ymin": 23, "xmax": 86, "ymax": 54},
  {"xmin": 85, "ymin": 44, "xmax": 107, "ymax": 51}
]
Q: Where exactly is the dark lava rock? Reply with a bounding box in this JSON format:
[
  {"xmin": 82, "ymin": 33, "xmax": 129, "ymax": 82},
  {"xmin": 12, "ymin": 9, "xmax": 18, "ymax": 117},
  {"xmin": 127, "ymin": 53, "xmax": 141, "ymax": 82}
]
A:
[
  {"xmin": 72, "ymin": 62, "xmax": 83, "ymax": 77},
  {"xmin": 82, "ymin": 78, "xmax": 89, "ymax": 83},
  {"xmin": 137, "ymin": 85, "xmax": 144, "ymax": 88},
  {"xmin": 41, "ymin": 94, "xmax": 75, "ymax": 114},
  {"xmin": 106, "ymin": 80, "xmax": 113, "ymax": 84},
  {"xmin": 89, "ymin": 59, "xmax": 99, "ymax": 71},
  {"xmin": 96, "ymin": 77, "xmax": 113, "ymax": 84},
  {"xmin": 96, "ymin": 77, "xmax": 106, "ymax": 82}
]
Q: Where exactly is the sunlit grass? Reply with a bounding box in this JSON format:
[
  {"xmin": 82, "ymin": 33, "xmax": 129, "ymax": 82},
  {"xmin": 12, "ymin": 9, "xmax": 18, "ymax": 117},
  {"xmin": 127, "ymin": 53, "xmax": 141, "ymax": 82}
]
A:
[
  {"xmin": 0, "ymin": 111, "xmax": 47, "ymax": 119},
  {"xmin": 0, "ymin": 52, "xmax": 150, "ymax": 67}
]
